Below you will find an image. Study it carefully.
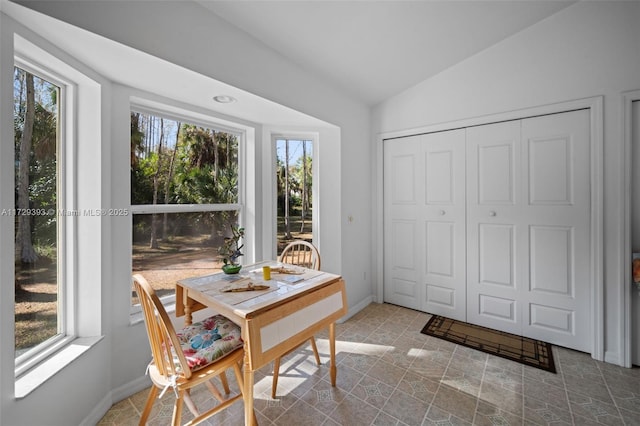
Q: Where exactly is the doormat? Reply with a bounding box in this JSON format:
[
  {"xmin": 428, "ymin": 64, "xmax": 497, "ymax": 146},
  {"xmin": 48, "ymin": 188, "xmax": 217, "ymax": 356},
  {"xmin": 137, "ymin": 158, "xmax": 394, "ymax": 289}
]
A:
[{"xmin": 421, "ymin": 315, "xmax": 556, "ymax": 373}]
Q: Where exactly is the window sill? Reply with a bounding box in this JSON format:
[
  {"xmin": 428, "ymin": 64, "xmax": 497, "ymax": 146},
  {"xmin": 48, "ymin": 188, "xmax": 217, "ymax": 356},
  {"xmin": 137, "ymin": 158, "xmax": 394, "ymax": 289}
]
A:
[{"xmin": 15, "ymin": 336, "xmax": 103, "ymax": 399}]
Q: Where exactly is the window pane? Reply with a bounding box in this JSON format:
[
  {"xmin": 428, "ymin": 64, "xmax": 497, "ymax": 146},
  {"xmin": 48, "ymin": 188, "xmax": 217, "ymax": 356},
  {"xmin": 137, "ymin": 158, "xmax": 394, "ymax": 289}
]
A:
[
  {"xmin": 130, "ymin": 110, "xmax": 243, "ymax": 306},
  {"xmin": 132, "ymin": 211, "xmax": 240, "ymax": 304},
  {"xmin": 14, "ymin": 67, "xmax": 60, "ymax": 357},
  {"xmin": 276, "ymin": 139, "xmax": 313, "ymax": 255},
  {"xmin": 131, "ymin": 112, "xmax": 239, "ymax": 206}
]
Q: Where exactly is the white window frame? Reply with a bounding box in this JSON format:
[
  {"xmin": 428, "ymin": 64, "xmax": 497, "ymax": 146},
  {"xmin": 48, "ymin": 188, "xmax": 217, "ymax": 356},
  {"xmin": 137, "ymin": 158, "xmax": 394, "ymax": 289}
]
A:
[
  {"xmin": 13, "ymin": 56, "xmax": 76, "ymax": 377},
  {"xmin": 129, "ymin": 103, "xmax": 246, "ymax": 314},
  {"xmin": 10, "ymin": 33, "xmax": 103, "ymax": 398}
]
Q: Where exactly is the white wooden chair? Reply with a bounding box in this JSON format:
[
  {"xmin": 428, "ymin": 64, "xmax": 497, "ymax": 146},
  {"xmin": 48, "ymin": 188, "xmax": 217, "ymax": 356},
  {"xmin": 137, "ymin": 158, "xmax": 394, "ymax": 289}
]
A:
[
  {"xmin": 271, "ymin": 240, "xmax": 322, "ymax": 398},
  {"xmin": 133, "ymin": 274, "xmax": 250, "ymax": 425}
]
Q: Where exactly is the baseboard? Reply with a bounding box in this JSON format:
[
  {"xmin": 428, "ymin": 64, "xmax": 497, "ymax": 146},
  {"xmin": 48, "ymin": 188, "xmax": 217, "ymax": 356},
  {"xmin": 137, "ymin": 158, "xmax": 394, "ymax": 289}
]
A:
[
  {"xmin": 79, "ymin": 392, "xmax": 114, "ymax": 426},
  {"xmin": 113, "ymin": 374, "xmax": 152, "ymax": 402},
  {"xmin": 604, "ymin": 350, "xmax": 622, "ymax": 366},
  {"xmin": 339, "ymin": 295, "xmax": 373, "ymax": 323},
  {"xmin": 80, "ymin": 374, "xmax": 150, "ymax": 425}
]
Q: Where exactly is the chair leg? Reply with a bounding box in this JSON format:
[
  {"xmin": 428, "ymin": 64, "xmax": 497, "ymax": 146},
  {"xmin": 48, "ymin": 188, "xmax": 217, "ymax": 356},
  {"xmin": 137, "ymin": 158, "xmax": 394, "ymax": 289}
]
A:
[
  {"xmin": 271, "ymin": 357, "xmax": 281, "ymax": 399},
  {"xmin": 219, "ymin": 370, "xmax": 231, "ymax": 394},
  {"xmin": 138, "ymin": 386, "xmax": 158, "ymax": 425},
  {"xmin": 205, "ymin": 379, "xmax": 225, "ymax": 403},
  {"xmin": 172, "ymin": 391, "xmax": 184, "ymax": 426},
  {"xmin": 310, "ymin": 337, "xmax": 321, "ymax": 365},
  {"xmin": 183, "ymin": 389, "xmax": 199, "ymax": 417}
]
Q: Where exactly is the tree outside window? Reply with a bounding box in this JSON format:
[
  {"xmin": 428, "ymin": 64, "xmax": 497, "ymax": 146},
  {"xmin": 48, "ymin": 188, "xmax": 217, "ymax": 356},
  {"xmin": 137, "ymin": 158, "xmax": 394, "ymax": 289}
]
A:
[
  {"xmin": 13, "ymin": 66, "xmax": 61, "ymax": 357},
  {"xmin": 276, "ymin": 138, "xmax": 313, "ymax": 255},
  {"xmin": 130, "ymin": 111, "xmax": 242, "ymax": 304}
]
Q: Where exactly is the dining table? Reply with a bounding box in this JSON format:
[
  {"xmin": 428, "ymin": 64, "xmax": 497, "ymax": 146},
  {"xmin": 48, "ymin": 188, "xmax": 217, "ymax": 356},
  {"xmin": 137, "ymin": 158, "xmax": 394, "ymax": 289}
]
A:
[{"xmin": 175, "ymin": 260, "xmax": 348, "ymax": 426}]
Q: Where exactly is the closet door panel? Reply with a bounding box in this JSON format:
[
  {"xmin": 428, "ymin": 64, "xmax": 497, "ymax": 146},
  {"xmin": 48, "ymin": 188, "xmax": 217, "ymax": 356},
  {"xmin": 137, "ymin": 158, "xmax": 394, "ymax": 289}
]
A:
[
  {"xmin": 478, "ymin": 223, "xmax": 516, "ymax": 287},
  {"xmin": 521, "ymin": 110, "xmax": 591, "ymax": 351},
  {"xmin": 477, "ymin": 142, "xmax": 515, "ymax": 205},
  {"xmin": 384, "ymin": 136, "xmax": 422, "ymax": 309},
  {"xmin": 467, "ymin": 120, "xmax": 523, "ymax": 334},
  {"xmin": 421, "ymin": 130, "xmax": 466, "ymax": 321},
  {"xmin": 383, "ymin": 130, "xmax": 466, "ymax": 320}
]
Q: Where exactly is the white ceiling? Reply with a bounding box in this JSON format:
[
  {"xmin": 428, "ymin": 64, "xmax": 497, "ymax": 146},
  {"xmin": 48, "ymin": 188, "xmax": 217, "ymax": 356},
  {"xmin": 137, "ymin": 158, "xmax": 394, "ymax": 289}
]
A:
[
  {"xmin": 4, "ymin": 0, "xmax": 332, "ymax": 127},
  {"xmin": 198, "ymin": 0, "xmax": 576, "ymax": 105},
  {"xmin": 4, "ymin": 0, "xmax": 577, "ymax": 125}
]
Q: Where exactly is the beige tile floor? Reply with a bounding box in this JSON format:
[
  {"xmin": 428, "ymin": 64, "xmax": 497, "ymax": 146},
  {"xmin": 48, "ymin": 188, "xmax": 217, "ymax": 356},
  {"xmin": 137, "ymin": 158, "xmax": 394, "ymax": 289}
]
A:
[{"xmin": 98, "ymin": 303, "xmax": 640, "ymax": 425}]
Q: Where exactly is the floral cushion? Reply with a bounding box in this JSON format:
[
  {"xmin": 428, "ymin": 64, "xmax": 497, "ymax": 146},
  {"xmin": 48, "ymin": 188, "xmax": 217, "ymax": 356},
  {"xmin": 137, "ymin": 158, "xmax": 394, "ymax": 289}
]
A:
[{"xmin": 176, "ymin": 314, "xmax": 243, "ymax": 370}]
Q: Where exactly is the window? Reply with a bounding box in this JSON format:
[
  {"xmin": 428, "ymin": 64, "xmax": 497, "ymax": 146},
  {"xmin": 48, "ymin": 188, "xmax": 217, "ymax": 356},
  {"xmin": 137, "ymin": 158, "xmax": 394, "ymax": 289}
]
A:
[
  {"xmin": 10, "ymin": 36, "xmax": 104, "ymax": 395},
  {"xmin": 276, "ymin": 138, "xmax": 313, "ymax": 255},
  {"xmin": 130, "ymin": 109, "xmax": 243, "ymax": 307},
  {"xmin": 13, "ymin": 61, "xmax": 71, "ymax": 372}
]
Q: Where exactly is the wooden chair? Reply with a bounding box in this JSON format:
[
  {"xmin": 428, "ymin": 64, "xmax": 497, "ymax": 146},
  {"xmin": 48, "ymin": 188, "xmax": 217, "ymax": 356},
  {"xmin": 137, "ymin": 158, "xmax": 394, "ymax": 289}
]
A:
[
  {"xmin": 278, "ymin": 240, "xmax": 321, "ymax": 270},
  {"xmin": 271, "ymin": 240, "xmax": 321, "ymax": 398},
  {"xmin": 133, "ymin": 274, "xmax": 249, "ymax": 425}
]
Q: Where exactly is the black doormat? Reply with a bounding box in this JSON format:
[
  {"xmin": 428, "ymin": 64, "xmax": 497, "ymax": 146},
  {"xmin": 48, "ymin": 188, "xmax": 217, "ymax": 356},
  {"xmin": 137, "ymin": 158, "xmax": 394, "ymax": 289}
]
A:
[{"xmin": 421, "ymin": 315, "xmax": 556, "ymax": 373}]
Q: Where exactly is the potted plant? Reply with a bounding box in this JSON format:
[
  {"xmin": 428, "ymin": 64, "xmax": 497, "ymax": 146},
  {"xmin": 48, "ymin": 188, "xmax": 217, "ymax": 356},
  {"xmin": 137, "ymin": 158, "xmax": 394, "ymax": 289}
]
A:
[{"xmin": 219, "ymin": 225, "xmax": 244, "ymax": 274}]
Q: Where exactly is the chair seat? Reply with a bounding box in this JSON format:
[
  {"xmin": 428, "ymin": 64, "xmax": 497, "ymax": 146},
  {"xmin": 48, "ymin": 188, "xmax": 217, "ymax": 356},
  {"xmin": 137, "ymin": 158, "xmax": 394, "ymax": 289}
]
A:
[{"xmin": 176, "ymin": 314, "xmax": 243, "ymax": 370}]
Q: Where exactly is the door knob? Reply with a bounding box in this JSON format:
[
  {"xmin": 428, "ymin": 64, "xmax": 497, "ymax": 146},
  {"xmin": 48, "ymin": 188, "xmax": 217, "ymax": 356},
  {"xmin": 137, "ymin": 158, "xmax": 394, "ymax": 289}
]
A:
[
  {"xmin": 489, "ymin": 211, "xmax": 497, "ymax": 217},
  {"xmin": 439, "ymin": 210, "xmax": 446, "ymax": 215}
]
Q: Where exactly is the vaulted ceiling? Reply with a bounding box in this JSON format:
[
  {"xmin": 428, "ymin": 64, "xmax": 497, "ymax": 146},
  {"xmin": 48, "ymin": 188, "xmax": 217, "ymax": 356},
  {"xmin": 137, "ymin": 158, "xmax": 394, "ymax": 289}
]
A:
[
  {"xmin": 5, "ymin": 0, "xmax": 577, "ymax": 124},
  {"xmin": 198, "ymin": 1, "xmax": 575, "ymax": 105}
]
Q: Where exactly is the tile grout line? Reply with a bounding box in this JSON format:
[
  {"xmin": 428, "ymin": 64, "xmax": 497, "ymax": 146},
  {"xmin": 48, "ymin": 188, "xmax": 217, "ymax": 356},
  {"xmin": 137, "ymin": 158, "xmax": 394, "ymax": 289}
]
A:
[
  {"xmin": 521, "ymin": 356, "xmax": 526, "ymax": 426},
  {"xmin": 418, "ymin": 329, "xmax": 458, "ymax": 425},
  {"xmin": 470, "ymin": 348, "xmax": 488, "ymax": 426},
  {"xmin": 596, "ymin": 361, "xmax": 628, "ymax": 425},
  {"xmin": 330, "ymin": 312, "xmax": 401, "ymax": 425},
  {"xmin": 556, "ymin": 350, "xmax": 577, "ymax": 426},
  {"xmin": 375, "ymin": 314, "xmax": 411, "ymax": 425}
]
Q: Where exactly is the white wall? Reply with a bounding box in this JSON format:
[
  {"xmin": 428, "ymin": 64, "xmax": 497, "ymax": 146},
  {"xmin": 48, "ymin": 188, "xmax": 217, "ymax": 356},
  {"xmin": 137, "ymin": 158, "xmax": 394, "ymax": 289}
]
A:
[
  {"xmin": 372, "ymin": 1, "xmax": 640, "ymax": 365},
  {"xmin": 0, "ymin": 1, "xmax": 373, "ymax": 425},
  {"xmin": 0, "ymin": 12, "xmax": 115, "ymax": 426}
]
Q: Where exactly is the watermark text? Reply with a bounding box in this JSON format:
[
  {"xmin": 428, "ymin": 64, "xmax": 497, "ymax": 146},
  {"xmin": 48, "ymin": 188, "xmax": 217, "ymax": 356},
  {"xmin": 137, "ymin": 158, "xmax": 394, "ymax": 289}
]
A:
[{"xmin": 1, "ymin": 208, "xmax": 130, "ymax": 217}]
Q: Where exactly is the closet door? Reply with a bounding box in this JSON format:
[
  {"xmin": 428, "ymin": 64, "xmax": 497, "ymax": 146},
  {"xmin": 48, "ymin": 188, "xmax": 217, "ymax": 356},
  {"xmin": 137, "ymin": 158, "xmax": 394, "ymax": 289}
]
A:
[
  {"xmin": 384, "ymin": 130, "xmax": 466, "ymax": 320},
  {"xmin": 420, "ymin": 130, "xmax": 466, "ymax": 320},
  {"xmin": 520, "ymin": 110, "xmax": 591, "ymax": 352},
  {"xmin": 467, "ymin": 110, "xmax": 591, "ymax": 351},
  {"xmin": 384, "ymin": 135, "xmax": 422, "ymax": 309},
  {"xmin": 467, "ymin": 120, "xmax": 523, "ymax": 334}
]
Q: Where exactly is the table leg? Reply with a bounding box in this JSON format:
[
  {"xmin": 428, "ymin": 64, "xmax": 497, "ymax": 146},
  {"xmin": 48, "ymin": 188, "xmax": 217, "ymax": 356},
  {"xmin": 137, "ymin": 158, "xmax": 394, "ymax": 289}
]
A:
[
  {"xmin": 243, "ymin": 334, "xmax": 256, "ymax": 425},
  {"xmin": 329, "ymin": 322, "xmax": 337, "ymax": 386},
  {"xmin": 184, "ymin": 299, "xmax": 193, "ymax": 326}
]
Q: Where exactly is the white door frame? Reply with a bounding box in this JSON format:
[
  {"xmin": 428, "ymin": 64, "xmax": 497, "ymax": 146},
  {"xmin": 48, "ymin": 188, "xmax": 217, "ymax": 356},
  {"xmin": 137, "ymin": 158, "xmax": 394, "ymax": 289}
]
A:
[
  {"xmin": 621, "ymin": 89, "xmax": 640, "ymax": 368},
  {"xmin": 375, "ymin": 96, "xmax": 604, "ymax": 361}
]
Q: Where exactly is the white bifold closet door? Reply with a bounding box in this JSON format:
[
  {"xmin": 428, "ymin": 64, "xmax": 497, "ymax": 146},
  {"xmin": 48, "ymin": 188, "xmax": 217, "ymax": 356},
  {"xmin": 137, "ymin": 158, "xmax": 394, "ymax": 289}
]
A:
[
  {"xmin": 466, "ymin": 109, "xmax": 591, "ymax": 352},
  {"xmin": 383, "ymin": 129, "xmax": 466, "ymax": 320},
  {"xmin": 383, "ymin": 109, "xmax": 592, "ymax": 352}
]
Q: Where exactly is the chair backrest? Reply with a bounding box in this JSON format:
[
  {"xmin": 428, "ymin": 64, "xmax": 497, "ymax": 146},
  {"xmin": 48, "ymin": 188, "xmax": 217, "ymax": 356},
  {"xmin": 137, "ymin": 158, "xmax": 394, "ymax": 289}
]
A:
[
  {"xmin": 279, "ymin": 240, "xmax": 321, "ymax": 270},
  {"xmin": 133, "ymin": 274, "xmax": 193, "ymax": 379}
]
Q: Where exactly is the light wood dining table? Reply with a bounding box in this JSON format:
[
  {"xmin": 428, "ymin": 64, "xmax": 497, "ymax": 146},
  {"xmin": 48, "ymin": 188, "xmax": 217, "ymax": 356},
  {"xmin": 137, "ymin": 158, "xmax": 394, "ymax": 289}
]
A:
[{"xmin": 175, "ymin": 261, "xmax": 347, "ymax": 426}]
